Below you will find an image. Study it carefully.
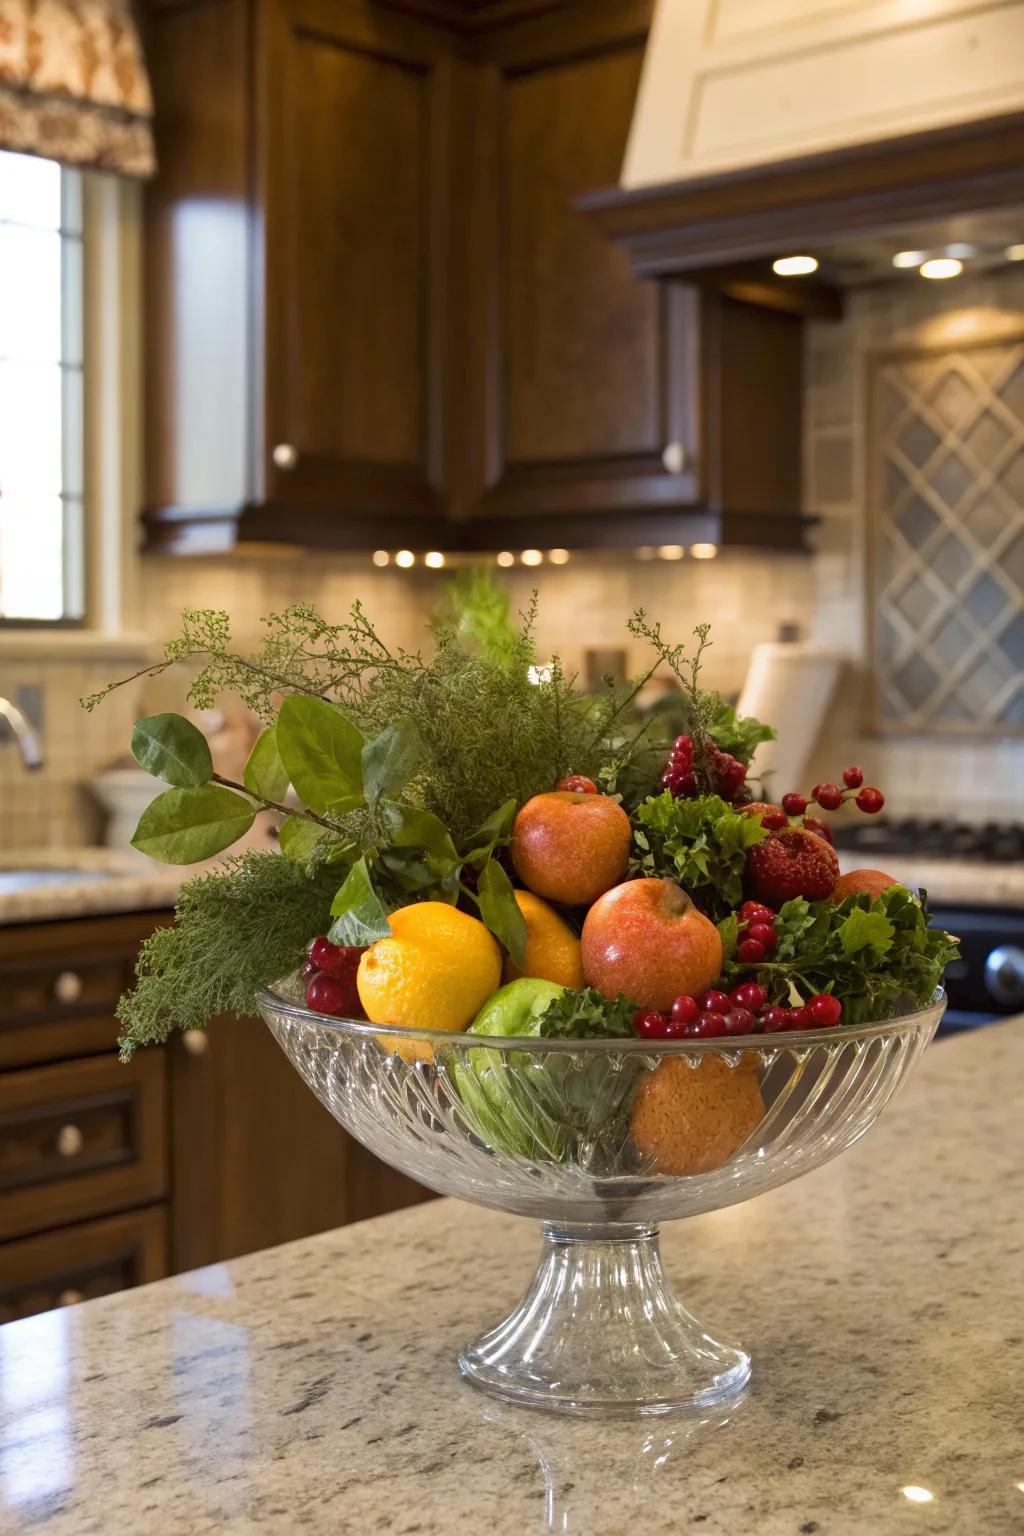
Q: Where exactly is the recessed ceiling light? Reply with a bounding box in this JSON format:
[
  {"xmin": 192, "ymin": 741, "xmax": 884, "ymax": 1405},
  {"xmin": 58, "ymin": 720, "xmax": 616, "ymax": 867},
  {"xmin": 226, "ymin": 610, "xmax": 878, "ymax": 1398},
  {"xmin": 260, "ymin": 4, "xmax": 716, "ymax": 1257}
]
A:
[
  {"xmin": 657, "ymin": 544, "xmax": 684, "ymax": 561},
  {"xmin": 520, "ymin": 549, "xmax": 543, "ymax": 566},
  {"xmin": 394, "ymin": 549, "xmax": 416, "ymax": 568},
  {"xmin": 548, "ymin": 548, "xmax": 570, "ymax": 565},
  {"xmin": 496, "ymin": 551, "xmax": 515, "ymax": 568},
  {"xmin": 690, "ymin": 543, "xmax": 718, "ymax": 559},
  {"xmin": 920, "ymin": 257, "xmax": 962, "ymax": 280},
  {"xmin": 424, "ymin": 551, "xmax": 445, "ymax": 569},
  {"xmin": 371, "ymin": 550, "xmax": 390, "ymax": 567},
  {"xmin": 772, "ymin": 255, "xmax": 818, "ymax": 276},
  {"xmin": 1005, "ymin": 244, "xmax": 1024, "ymax": 262},
  {"xmin": 900, "ymin": 1487, "xmax": 934, "ymax": 1505},
  {"xmin": 892, "ymin": 250, "xmax": 925, "ymax": 269}
]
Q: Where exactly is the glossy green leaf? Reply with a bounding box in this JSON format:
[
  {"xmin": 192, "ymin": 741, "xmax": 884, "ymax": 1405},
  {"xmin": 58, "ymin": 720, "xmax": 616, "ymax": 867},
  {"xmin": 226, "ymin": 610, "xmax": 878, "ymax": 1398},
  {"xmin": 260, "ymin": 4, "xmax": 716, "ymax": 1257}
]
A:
[
  {"xmin": 361, "ymin": 717, "xmax": 424, "ymax": 810},
  {"xmin": 328, "ymin": 856, "xmax": 392, "ymax": 946},
  {"xmin": 276, "ymin": 696, "xmax": 364, "ymax": 815},
  {"xmin": 131, "ymin": 713, "xmax": 213, "ymax": 788},
  {"xmin": 244, "ymin": 725, "xmax": 289, "ymax": 802},
  {"xmin": 131, "ymin": 784, "xmax": 255, "ymax": 864},
  {"xmin": 378, "ymin": 802, "xmax": 461, "ymax": 896},
  {"xmin": 476, "ymin": 857, "xmax": 527, "ymax": 967},
  {"xmin": 461, "ymin": 798, "xmax": 518, "ymax": 867},
  {"xmin": 278, "ymin": 815, "xmax": 325, "ymax": 867}
]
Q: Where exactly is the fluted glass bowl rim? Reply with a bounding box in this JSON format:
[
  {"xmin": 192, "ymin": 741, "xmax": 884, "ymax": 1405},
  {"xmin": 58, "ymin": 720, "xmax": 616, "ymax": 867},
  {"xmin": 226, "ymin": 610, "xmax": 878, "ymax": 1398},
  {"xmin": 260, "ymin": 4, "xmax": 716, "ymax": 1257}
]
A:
[{"xmin": 256, "ymin": 981, "xmax": 945, "ymax": 1055}]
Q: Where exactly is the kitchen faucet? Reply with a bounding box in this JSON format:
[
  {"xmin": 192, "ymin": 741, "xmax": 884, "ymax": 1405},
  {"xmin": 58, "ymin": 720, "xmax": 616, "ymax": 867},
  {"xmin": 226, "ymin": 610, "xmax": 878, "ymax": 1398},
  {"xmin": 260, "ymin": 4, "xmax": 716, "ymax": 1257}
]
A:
[{"xmin": 0, "ymin": 697, "xmax": 43, "ymax": 770}]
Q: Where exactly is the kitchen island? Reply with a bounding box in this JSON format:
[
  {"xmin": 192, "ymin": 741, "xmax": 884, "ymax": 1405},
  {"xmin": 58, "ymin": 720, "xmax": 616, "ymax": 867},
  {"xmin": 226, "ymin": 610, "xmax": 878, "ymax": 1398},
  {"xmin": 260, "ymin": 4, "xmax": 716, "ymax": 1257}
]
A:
[{"xmin": 0, "ymin": 1022, "xmax": 1019, "ymax": 1536}]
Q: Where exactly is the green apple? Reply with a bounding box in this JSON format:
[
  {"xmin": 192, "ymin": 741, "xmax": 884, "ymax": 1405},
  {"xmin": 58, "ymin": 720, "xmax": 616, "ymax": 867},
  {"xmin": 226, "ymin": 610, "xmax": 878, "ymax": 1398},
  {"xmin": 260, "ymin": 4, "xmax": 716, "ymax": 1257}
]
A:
[{"xmin": 454, "ymin": 979, "xmax": 566, "ymax": 1160}]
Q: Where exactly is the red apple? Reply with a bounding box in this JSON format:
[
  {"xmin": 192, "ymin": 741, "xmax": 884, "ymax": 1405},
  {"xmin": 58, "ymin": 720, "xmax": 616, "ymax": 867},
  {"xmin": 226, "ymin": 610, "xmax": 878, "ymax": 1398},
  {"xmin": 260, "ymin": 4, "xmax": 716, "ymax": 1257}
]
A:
[
  {"xmin": 511, "ymin": 791, "xmax": 631, "ymax": 906},
  {"xmin": 581, "ymin": 877, "xmax": 723, "ymax": 1012},
  {"xmin": 831, "ymin": 868, "xmax": 901, "ymax": 903}
]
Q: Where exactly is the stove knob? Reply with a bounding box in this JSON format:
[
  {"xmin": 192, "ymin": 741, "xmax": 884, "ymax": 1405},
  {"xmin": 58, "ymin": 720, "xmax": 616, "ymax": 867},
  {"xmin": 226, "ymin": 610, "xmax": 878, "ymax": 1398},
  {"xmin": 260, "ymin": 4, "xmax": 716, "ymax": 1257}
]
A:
[{"xmin": 984, "ymin": 946, "xmax": 1024, "ymax": 1007}]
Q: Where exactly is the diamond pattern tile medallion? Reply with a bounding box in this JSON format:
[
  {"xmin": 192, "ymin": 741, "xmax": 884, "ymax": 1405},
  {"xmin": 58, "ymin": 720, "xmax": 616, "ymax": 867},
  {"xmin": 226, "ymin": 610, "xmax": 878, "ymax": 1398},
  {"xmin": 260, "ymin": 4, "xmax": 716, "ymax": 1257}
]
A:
[{"xmin": 870, "ymin": 332, "xmax": 1024, "ymax": 735}]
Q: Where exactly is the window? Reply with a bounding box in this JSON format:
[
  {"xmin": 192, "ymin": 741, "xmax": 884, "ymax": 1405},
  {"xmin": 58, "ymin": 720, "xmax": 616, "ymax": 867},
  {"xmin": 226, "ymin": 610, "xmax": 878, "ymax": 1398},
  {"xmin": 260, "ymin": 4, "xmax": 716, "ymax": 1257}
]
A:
[{"xmin": 0, "ymin": 150, "xmax": 85, "ymax": 623}]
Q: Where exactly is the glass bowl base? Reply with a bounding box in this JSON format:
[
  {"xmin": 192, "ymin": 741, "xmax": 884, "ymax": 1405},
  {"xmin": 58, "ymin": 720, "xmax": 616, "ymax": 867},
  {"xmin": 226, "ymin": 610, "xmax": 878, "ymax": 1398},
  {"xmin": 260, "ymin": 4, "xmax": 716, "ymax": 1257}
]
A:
[{"xmin": 458, "ymin": 1223, "xmax": 751, "ymax": 1418}]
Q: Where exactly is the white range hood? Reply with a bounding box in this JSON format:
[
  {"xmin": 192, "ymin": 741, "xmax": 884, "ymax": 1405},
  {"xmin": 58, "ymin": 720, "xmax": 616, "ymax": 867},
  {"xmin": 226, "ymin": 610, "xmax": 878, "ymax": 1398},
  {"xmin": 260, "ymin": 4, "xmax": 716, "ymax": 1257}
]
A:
[{"xmin": 623, "ymin": 0, "xmax": 1024, "ymax": 190}]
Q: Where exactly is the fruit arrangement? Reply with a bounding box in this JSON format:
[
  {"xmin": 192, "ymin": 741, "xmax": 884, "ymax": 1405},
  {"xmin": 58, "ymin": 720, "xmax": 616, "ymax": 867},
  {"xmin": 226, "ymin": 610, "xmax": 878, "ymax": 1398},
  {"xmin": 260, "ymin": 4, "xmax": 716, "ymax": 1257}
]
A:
[{"xmin": 89, "ymin": 583, "xmax": 958, "ymax": 1176}]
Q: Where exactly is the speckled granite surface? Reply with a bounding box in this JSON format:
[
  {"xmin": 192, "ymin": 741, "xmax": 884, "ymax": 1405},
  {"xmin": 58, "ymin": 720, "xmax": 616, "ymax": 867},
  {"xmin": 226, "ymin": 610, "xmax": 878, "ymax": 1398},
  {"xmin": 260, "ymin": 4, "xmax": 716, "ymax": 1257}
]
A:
[
  {"xmin": 0, "ymin": 849, "xmax": 183, "ymax": 924},
  {"xmin": 0, "ymin": 1023, "xmax": 1020, "ymax": 1535}
]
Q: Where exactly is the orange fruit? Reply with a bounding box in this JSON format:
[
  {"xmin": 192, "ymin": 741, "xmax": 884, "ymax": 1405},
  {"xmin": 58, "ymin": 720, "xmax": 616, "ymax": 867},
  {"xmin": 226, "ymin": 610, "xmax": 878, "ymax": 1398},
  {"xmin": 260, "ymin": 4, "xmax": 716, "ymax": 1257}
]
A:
[
  {"xmin": 358, "ymin": 902, "xmax": 501, "ymax": 1062},
  {"xmin": 503, "ymin": 890, "xmax": 584, "ymax": 989}
]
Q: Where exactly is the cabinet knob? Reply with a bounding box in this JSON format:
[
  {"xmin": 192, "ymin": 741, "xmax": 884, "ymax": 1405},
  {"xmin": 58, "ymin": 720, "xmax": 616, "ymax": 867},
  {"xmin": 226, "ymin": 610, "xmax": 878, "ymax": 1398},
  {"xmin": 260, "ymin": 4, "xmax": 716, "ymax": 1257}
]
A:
[
  {"xmin": 661, "ymin": 442, "xmax": 688, "ymax": 475},
  {"xmin": 182, "ymin": 1029, "xmax": 209, "ymax": 1057},
  {"xmin": 56, "ymin": 1124, "xmax": 84, "ymax": 1158},
  {"xmin": 54, "ymin": 970, "xmax": 83, "ymax": 1004},
  {"xmin": 272, "ymin": 443, "xmax": 299, "ymax": 471},
  {"xmin": 58, "ymin": 1288, "xmax": 83, "ymax": 1307}
]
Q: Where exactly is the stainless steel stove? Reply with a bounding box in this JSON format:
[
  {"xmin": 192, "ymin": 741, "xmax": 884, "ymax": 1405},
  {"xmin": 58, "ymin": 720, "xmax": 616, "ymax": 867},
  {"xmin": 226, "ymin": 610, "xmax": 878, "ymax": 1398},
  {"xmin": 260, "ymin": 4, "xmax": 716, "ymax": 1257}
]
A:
[{"xmin": 833, "ymin": 819, "xmax": 1024, "ymax": 1034}]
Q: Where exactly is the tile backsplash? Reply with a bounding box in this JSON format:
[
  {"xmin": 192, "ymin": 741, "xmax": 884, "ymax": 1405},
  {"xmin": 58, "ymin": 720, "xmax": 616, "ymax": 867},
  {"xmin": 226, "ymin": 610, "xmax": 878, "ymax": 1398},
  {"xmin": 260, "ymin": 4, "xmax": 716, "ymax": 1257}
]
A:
[{"xmin": 3, "ymin": 265, "xmax": 1024, "ymax": 851}]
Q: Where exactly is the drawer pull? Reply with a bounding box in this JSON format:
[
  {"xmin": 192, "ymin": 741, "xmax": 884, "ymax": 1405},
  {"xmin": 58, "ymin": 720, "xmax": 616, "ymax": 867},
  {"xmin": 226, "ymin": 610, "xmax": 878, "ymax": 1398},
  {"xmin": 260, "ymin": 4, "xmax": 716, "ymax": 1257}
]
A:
[
  {"xmin": 58, "ymin": 1288, "xmax": 83, "ymax": 1307},
  {"xmin": 54, "ymin": 971, "xmax": 84, "ymax": 1004},
  {"xmin": 55, "ymin": 1124, "xmax": 84, "ymax": 1158},
  {"xmin": 182, "ymin": 1029, "xmax": 209, "ymax": 1057},
  {"xmin": 272, "ymin": 442, "xmax": 298, "ymax": 470},
  {"xmin": 661, "ymin": 441, "xmax": 688, "ymax": 475}
]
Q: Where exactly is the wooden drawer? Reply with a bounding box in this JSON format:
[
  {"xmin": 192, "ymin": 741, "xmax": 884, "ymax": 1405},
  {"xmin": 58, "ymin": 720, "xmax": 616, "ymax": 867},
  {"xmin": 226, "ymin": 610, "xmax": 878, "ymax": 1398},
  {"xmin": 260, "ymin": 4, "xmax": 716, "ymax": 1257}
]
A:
[
  {"xmin": 0, "ymin": 1051, "xmax": 166, "ymax": 1240},
  {"xmin": 0, "ymin": 912, "xmax": 170, "ymax": 1069},
  {"xmin": 0, "ymin": 1206, "xmax": 168, "ymax": 1324}
]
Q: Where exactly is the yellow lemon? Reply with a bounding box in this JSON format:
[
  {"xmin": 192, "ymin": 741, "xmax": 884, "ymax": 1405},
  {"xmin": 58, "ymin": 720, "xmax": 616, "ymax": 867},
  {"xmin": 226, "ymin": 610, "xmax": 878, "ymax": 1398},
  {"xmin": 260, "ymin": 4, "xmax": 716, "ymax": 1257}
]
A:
[
  {"xmin": 358, "ymin": 902, "xmax": 501, "ymax": 1061},
  {"xmin": 503, "ymin": 890, "xmax": 584, "ymax": 989}
]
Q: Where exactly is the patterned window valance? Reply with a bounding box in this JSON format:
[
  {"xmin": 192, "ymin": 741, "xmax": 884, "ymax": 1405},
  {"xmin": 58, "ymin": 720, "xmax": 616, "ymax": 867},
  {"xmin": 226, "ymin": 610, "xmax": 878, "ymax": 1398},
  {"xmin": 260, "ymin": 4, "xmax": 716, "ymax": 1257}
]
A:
[{"xmin": 0, "ymin": 0, "xmax": 154, "ymax": 178}]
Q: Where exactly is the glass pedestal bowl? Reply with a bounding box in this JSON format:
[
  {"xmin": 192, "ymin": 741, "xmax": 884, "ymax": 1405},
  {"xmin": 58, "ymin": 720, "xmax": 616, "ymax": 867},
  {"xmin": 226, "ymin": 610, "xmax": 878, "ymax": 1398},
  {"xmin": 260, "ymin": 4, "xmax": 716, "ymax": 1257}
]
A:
[{"xmin": 258, "ymin": 981, "xmax": 944, "ymax": 1417}]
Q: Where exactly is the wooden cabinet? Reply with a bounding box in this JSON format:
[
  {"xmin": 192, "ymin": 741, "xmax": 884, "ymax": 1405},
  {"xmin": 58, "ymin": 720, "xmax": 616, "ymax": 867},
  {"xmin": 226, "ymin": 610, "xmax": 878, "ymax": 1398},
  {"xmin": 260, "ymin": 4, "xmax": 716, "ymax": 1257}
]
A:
[
  {"xmin": 0, "ymin": 911, "xmax": 430, "ymax": 1322},
  {"xmin": 144, "ymin": 0, "xmax": 808, "ymax": 555}
]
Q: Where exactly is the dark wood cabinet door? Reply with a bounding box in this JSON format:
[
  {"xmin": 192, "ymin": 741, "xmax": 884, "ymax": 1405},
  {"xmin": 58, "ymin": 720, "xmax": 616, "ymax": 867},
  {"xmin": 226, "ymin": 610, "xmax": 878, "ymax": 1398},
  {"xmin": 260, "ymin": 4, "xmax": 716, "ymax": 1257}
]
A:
[
  {"xmin": 258, "ymin": 0, "xmax": 451, "ymax": 532},
  {"xmin": 0, "ymin": 1207, "xmax": 167, "ymax": 1325},
  {"xmin": 169, "ymin": 1013, "xmax": 430, "ymax": 1274},
  {"xmin": 459, "ymin": 3, "xmax": 700, "ymax": 535}
]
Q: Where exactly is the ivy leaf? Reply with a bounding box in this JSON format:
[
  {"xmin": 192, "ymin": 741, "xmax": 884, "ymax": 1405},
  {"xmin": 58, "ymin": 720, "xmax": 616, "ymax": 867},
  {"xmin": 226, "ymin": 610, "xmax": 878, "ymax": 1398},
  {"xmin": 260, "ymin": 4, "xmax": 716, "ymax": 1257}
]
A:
[
  {"xmin": 131, "ymin": 784, "xmax": 255, "ymax": 864},
  {"xmin": 131, "ymin": 713, "xmax": 212, "ymax": 788},
  {"xmin": 838, "ymin": 906, "xmax": 895, "ymax": 958},
  {"xmin": 328, "ymin": 856, "xmax": 392, "ymax": 946},
  {"xmin": 276, "ymin": 696, "xmax": 364, "ymax": 814},
  {"xmin": 244, "ymin": 724, "xmax": 289, "ymax": 802},
  {"xmin": 476, "ymin": 858, "xmax": 527, "ymax": 967},
  {"xmin": 361, "ymin": 717, "xmax": 424, "ymax": 811},
  {"xmin": 461, "ymin": 798, "xmax": 518, "ymax": 868}
]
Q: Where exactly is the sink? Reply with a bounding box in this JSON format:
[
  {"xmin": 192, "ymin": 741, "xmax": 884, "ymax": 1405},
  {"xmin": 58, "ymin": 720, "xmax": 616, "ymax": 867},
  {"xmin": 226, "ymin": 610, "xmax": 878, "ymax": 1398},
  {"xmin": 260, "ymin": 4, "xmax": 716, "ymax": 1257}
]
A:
[{"xmin": 0, "ymin": 869, "xmax": 116, "ymax": 894}]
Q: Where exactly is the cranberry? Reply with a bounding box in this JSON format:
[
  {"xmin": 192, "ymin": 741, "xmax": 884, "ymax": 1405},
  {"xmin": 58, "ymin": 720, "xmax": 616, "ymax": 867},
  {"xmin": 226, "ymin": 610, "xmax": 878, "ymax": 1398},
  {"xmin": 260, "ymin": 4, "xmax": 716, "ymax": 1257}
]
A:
[
  {"xmin": 781, "ymin": 792, "xmax": 808, "ymax": 817},
  {"xmin": 724, "ymin": 1006, "xmax": 756, "ymax": 1036},
  {"xmin": 738, "ymin": 938, "xmax": 767, "ymax": 963},
  {"xmin": 842, "ymin": 766, "xmax": 864, "ymax": 789},
  {"xmin": 670, "ymin": 994, "xmax": 701, "ymax": 1026},
  {"xmin": 689, "ymin": 1011, "xmax": 728, "ymax": 1038},
  {"xmin": 633, "ymin": 1009, "xmax": 671, "ymax": 1040},
  {"xmin": 789, "ymin": 1006, "xmax": 812, "ymax": 1029},
  {"xmin": 802, "ymin": 815, "xmax": 835, "ymax": 846},
  {"xmin": 557, "ymin": 774, "xmax": 597, "ymax": 794},
  {"xmin": 814, "ymin": 782, "xmax": 843, "ymax": 811},
  {"xmin": 856, "ymin": 787, "xmax": 885, "ymax": 815},
  {"xmin": 699, "ymin": 989, "xmax": 732, "ymax": 1014},
  {"xmin": 731, "ymin": 980, "xmax": 767, "ymax": 1013},
  {"xmin": 300, "ymin": 958, "xmax": 318, "ymax": 981},
  {"xmin": 306, "ymin": 973, "xmax": 355, "ymax": 1017},
  {"xmin": 762, "ymin": 1006, "xmax": 792, "ymax": 1033},
  {"xmin": 308, "ymin": 935, "xmax": 364, "ymax": 978},
  {"xmin": 747, "ymin": 921, "xmax": 777, "ymax": 952},
  {"xmin": 673, "ymin": 735, "xmax": 694, "ymax": 762},
  {"xmin": 808, "ymin": 993, "xmax": 842, "ymax": 1027}
]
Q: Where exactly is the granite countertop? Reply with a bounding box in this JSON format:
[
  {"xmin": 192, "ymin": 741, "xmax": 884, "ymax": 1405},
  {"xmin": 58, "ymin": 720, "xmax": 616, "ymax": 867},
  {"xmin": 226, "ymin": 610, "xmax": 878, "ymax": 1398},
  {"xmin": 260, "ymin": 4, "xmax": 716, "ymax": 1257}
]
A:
[
  {"xmin": 0, "ymin": 1023, "xmax": 1020, "ymax": 1536},
  {"xmin": 0, "ymin": 848, "xmax": 185, "ymax": 924}
]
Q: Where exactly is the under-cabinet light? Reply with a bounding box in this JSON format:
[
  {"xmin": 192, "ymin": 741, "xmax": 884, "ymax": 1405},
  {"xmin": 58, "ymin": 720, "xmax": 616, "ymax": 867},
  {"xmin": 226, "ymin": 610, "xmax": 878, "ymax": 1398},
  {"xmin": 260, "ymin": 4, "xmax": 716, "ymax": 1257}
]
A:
[
  {"xmin": 520, "ymin": 549, "xmax": 543, "ymax": 566},
  {"xmin": 892, "ymin": 250, "xmax": 925, "ymax": 269},
  {"xmin": 548, "ymin": 548, "xmax": 570, "ymax": 565},
  {"xmin": 657, "ymin": 545, "xmax": 684, "ymax": 561},
  {"xmin": 772, "ymin": 255, "xmax": 818, "ymax": 276},
  {"xmin": 372, "ymin": 550, "xmax": 390, "ymax": 567},
  {"xmin": 496, "ymin": 551, "xmax": 515, "ymax": 568},
  {"xmin": 1005, "ymin": 244, "xmax": 1024, "ymax": 262},
  {"xmin": 690, "ymin": 543, "xmax": 718, "ymax": 559},
  {"xmin": 424, "ymin": 551, "xmax": 445, "ymax": 569},
  {"xmin": 395, "ymin": 549, "xmax": 416, "ymax": 568},
  {"xmin": 919, "ymin": 258, "xmax": 962, "ymax": 280}
]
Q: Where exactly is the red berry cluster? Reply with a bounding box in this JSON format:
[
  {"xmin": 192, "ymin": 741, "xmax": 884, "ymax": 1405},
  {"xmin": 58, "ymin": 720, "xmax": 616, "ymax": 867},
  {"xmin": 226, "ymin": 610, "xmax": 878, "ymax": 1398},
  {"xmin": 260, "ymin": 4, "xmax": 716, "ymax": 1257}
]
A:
[
  {"xmin": 781, "ymin": 767, "xmax": 884, "ymax": 820},
  {"xmin": 736, "ymin": 899, "xmax": 778, "ymax": 964},
  {"xmin": 633, "ymin": 983, "xmax": 841, "ymax": 1040},
  {"xmin": 660, "ymin": 735, "xmax": 746, "ymax": 801},
  {"xmin": 302, "ymin": 935, "xmax": 367, "ymax": 1018}
]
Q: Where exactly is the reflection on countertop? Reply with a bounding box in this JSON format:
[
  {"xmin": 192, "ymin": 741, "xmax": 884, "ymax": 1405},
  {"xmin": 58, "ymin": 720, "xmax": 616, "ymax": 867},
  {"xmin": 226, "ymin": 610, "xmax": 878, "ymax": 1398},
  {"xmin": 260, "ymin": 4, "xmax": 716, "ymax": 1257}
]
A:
[
  {"xmin": 0, "ymin": 848, "xmax": 187, "ymax": 924},
  {"xmin": 0, "ymin": 1021, "xmax": 1020, "ymax": 1534}
]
